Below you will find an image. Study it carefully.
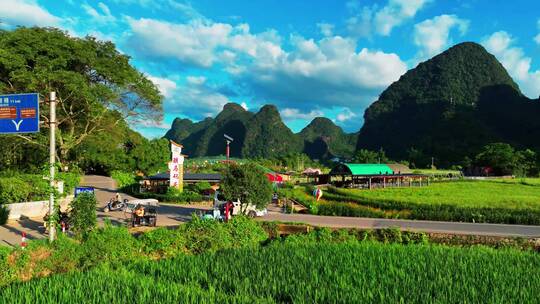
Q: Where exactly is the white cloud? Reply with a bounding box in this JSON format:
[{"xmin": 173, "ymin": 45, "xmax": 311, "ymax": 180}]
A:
[
  {"xmin": 317, "ymin": 22, "xmax": 334, "ymax": 37},
  {"xmin": 335, "ymin": 108, "xmax": 357, "ymax": 122},
  {"xmin": 126, "ymin": 17, "xmax": 232, "ymax": 67},
  {"xmin": 82, "ymin": 2, "xmax": 116, "ymax": 25},
  {"xmin": 240, "ymin": 102, "xmax": 248, "ymax": 110},
  {"xmin": 240, "ymin": 35, "xmax": 408, "ymax": 111},
  {"xmin": 166, "ymin": 76, "xmax": 235, "ymax": 118},
  {"xmin": 123, "ymin": 16, "xmax": 407, "ymax": 127},
  {"xmin": 348, "ymin": 0, "xmax": 430, "ymax": 37},
  {"xmin": 413, "ymin": 14, "xmax": 469, "ymax": 59},
  {"xmin": 281, "ymin": 108, "xmax": 324, "ymax": 121},
  {"xmin": 482, "ymin": 31, "xmax": 540, "ymax": 98},
  {"xmin": 148, "ymin": 76, "xmax": 177, "ymax": 98},
  {"xmin": 0, "ymin": 0, "xmax": 60, "ymax": 27}
]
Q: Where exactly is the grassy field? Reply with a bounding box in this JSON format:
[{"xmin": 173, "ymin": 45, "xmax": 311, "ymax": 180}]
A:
[
  {"xmin": 336, "ymin": 179, "xmax": 540, "ymax": 210},
  {"xmin": 280, "ymin": 179, "xmax": 540, "ymax": 224},
  {"xmin": 2, "ymin": 242, "xmax": 539, "ymax": 303}
]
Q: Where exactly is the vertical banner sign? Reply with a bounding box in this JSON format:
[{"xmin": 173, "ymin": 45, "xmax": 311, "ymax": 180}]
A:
[
  {"xmin": 0, "ymin": 93, "xmax": 39, "ymax": 134},
  {"xmin": 169, "ymin": 141, "xmax": 185, "ymax": 191}
]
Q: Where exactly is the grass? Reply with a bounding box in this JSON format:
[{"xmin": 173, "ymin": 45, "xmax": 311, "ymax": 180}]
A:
[
  {"xmin": 337, "ymin": 179, "xmax": 540, "ymax": 210},
  {"xmin": 2, "ymin": 242, "xmax": 539, "ymax": 303}
]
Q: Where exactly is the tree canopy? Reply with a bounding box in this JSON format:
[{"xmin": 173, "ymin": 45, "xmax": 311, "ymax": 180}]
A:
[
  {"xmin": 0, "ymin": 27, "xmax": 163, "ymax": 172},
  {"xmin": 220, "ymin": 163, "xmax": 273, "ymax": 210}
]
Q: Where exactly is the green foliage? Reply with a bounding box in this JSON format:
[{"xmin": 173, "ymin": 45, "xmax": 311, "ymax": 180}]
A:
[
  {"xmin": 0, "ymin": 173, "xmax": 80, "ymax": 204},
  {"xmin": 0, "ymin": 177, "xmax": 31, "ymax": 203},
  {"xmin": 133, "ymin": 190, "xmax": 203, "ymax": 204},
  {"xmin": 111, "ymin": 171, "xmax": 137, "ymax": 189},
  {"xmin": 3, "ymin": 242, "xmax": 540, "ymax": 303},
  {"xmin": 0, "ymin": 27, "xmax": 162, "ymax": 173},
  {"xmin": 69, "ymin": 193, "xmax": 97, "ymax": 238},
  {"xmin": 79, "ymin": 223, "xmax": 140, "ymax": 269},
  {"xmin": 221, "ymin": 163, "xmax": 273, "ymax": 210},
  {"xmin": 475, "ymin": 143, "xmax": 537, "ymax": 176},
  {"xmin": 192, "ymin": 181, "xmax": 212, "ymax": 193},
  {"xmin": 353, "ymin": 148, "xmax": 389, "ymax": 163},
  {"xmin": 56, "ymin": 172, "xmax": 81, "ymax": 194}
]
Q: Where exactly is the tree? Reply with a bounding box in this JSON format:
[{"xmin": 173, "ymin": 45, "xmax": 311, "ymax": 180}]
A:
[
  {"xmin": 475, "ymin": 143, "xmax": 518, "ymax": 175},
  {"xmin": 220, "ymin": 163, "xmax": 273, "ymax": 211},
  {"xmin": 0, "ymin": 27, "xmax": 162, "ymax": 168},
  {"xmin": 353, "ymin": 149, "xmax": 389, "ymax": 163}
]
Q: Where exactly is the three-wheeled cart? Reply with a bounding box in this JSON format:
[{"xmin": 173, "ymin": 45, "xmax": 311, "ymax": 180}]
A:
[{"xmin": 124, "ymin": 199, "xmax": 159, "ymax": 227}]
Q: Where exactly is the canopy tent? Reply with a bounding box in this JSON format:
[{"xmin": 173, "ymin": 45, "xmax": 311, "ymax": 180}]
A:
[{"xmin": 329, "ymin": 163, "xmax": 395, "ymax": 176}]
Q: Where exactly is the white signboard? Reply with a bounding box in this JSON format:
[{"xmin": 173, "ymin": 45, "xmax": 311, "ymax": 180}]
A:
[{"xmin": 169, "ymin": 143, "xmax": 184, "ymax": 187}]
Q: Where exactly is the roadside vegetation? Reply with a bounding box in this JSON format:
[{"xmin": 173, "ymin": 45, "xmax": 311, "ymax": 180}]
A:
[{"xmin": 1, "ymin": 218, "xmax": 539, "ymax": 303}]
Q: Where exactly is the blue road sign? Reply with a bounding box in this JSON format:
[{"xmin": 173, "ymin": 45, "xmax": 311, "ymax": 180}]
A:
[
  {"xmin": 0, "ymin": 93, "xmax": 39, "ymax": 134},
  {"xmin": 75, "ymin": 187, "xmax": 95, "ymax": 197}
]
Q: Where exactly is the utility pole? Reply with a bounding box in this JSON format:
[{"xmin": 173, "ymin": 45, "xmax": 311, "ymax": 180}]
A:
[{"xmin": 48, "ymin": 92, "xmax": 56, "ymax": 242}]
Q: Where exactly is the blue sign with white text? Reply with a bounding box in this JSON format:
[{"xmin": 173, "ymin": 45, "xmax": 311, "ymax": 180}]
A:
[
  {"xmin": 0, "ymin": 93, "xmax": 39, "ymax": 134},
  {"xmin": 75, "ymin": 187, "xmax": 95, "ymax": 197}
]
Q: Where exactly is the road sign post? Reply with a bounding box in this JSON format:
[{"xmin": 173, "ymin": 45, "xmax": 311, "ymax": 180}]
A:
[{"xmin": 49, "ymin": 92, "xmax": 56, "ymax": 242}]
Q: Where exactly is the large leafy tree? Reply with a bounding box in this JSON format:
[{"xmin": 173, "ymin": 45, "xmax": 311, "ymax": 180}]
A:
[
  {"xmin": 0, "ymin": 27, "xmax": 162, "ymax": 167},
  {"xmin": 220, "ymin": 163, "xmax": 273, "ymax": 210},
  {"xmin": 474, "ymin": 143, "xmax": 537, "ymax": 176}
]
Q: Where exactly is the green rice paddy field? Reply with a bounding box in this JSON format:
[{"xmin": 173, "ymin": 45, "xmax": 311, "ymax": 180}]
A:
[
  {"xmin": 336, "ymin": 179, "xmax": 540, "ymax": 210},
  {"xmin": 2, "ymin": 242, "xmax": 539, "ymax": 303}
]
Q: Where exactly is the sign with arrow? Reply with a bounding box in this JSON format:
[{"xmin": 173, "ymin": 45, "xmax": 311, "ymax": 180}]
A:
[{"xmin": 0, "ymin": 93, "xmax": 39, "ymax": 134}]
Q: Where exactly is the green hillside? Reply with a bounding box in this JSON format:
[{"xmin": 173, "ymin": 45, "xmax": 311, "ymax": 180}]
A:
[{"xmin": 357, "ymin": 42, "xmax": 540, "ymax": 166}]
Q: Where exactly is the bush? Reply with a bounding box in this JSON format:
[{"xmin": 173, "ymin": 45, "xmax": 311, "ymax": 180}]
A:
[
  {"xmin": 56, "ymin": 172, "xmax": 81, "ymax": 194},
  {"xmin": 111, "ymin": 171, "xmax": 137, "ymax": 189},
  {"xmin": 139, "ymin": 227, "xmax": 186, "ymax": 258},
  {"xmin": 80, "ymin": 224, "xmax": 140, "ymax": 268},
  {"xmin": 0, "ymin": 177, "xmax": 31, "ymax": 203},
  {"xmin": 134, "ymin": 188, "xmax": 204, "ymax": 204},
  {"xmin": 69, "ymin": 192, "xmax": 97, "ymax": 238}
]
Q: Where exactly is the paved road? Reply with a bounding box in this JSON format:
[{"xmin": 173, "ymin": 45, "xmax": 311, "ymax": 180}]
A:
[
  {"xmin": 81, "ymin": 175, "xmax": 211, "ymax": 227},
  {"xmin": 2, "ymin": 175, "xmax": 540, "ymax": 246},
  {"xmin": 262, "ymin": 212, "xmax": 540, "ymax": 238}
]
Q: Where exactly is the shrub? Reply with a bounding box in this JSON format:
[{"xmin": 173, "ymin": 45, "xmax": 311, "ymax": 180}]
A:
[
  {"xmin": 134, "ymin": 188, "xmax": 204, "ymax": 204},
  {"xmin": 0, "ymin": 177, "xmax": 31, "ymax": 203},
  {"xmin": 181, "ymin": 216, "xmax": 234, "ymax": 254},
  {"xmin": 56, "ymin": 172, "xmax": 81, "ymax": 194},
  {"xmin": 139, "ymin": 227, "xmax": 186, "ymax": 258},
  {"xmin": 69, "ymin": 192, "xmax": 97, "ymax": 238},
  {"xmin": 80, "ymin": 224, "xmax": 140, "ymax": 268},
  {"xmin": 193, "ymin": 181, "xmax": 212, "ymax": 194},
  {"xmin": 111, "ymin": 171, "xmax": 137, "ymax": 189},
  {"xmin": 226, "ymin": 216, "xmax": 268, "ymax": 248}
]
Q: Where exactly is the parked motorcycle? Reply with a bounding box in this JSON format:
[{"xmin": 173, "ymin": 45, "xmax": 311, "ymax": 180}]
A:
[
  {"xmin": 43, "ymin": 211, "xmax": 71, "ymax": 233},
  {"xmin": 104, "ymin": 198, "xmax": 128, "ymax": 212}
]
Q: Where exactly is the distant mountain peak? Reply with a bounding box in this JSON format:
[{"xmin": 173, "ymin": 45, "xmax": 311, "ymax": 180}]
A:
[{"xmin": 222, "ymin": 102, "xmax": 246, "ymax": 112}]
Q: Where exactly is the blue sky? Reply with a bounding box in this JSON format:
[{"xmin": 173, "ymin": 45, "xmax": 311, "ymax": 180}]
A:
[{"xmin": 2, "ymin": 0, "xmax": 540, "ymax": 137}]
